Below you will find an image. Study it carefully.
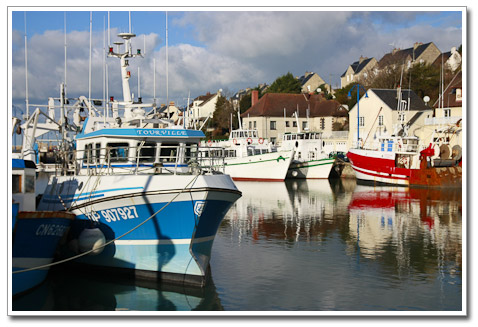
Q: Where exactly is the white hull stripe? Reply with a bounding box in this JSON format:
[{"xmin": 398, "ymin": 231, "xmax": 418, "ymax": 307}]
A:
[
  {"xmin": 351, "ymin": 164, "xmax": 408, "ymax": 179},
  {"xmin": 113, "ymin": 235, "xmax": 216, "ymax": 246}
]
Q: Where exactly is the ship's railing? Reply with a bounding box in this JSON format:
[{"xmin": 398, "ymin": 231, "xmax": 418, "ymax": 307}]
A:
[
  {"xmin": 355, "ymin": 138, "xmax": 420, "ymax": 153},
  {"xmin": 69, "ymin": 144, "xmax": 225, "ymax": 176}
]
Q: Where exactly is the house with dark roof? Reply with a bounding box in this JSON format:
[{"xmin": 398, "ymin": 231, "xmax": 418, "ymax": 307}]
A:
[
  {"xmin": 297, "ymin": 72, "xmax": 329, "ymax": 94},
  {"xmin": 377, "ymin": 42, "xmax": 441, "ymax": 71},
  {"xmin": 348, "ymin": 88, "xmax": 433, "ymax": 148},
  {"xmin": 240, "ymin": 90, "xmax": 348, "ymax": 144},
  {"xmin": 340, "ymin": 56, "xmax": 378, "ymax": 88},
  {"xmin": 189, "ymin": 90, "xmax": 222, "ymax": 124}
]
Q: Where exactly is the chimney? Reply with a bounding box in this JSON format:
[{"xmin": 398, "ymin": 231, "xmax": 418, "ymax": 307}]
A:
[
  {"xmin": 359, "ymin": 55, "xmax": 367, "ymax": 63},
  {"xmin": 251, "ymin": 90, "xmax": 259, "ymax": 106},
  {"xmin": 413, "ymin": 42, "xmax": 423, "ymax": 50},
  {"xmin": 451, "ymin": 46, "xmax": 457, "ymax": 54}
]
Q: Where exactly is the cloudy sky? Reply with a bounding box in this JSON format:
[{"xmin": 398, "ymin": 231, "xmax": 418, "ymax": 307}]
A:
[{"xmin": 9, "ymin": 7, "xmax": 464, "ymax": 113}]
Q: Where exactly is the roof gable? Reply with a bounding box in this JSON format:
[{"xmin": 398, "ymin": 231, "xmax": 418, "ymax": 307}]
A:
[{"xmin": 370, "ymin": 89, "xmax": 430, "ymax": 111}]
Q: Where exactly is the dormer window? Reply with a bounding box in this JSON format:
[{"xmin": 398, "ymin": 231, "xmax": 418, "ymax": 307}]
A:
[{"xmin": 456, "ymin": 88, "xmax": 462, "ymax": 102}]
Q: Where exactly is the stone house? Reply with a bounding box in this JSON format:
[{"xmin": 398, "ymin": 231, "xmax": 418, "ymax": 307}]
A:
[
  {"xmin": 377, "ymin": 42, "xmax": 441, "ymax": 71},
  {"xmin": 241, "ymin": 90, "xmax": 348, "ymax": 145},
  {"xmin": 340, "ymin": 56, "xmax": 378, "ymax": 88},
  {"xmin": 347, "ymin": 88, "xmax": 433, "ymax": 149},
  {"xmin": 297, "ymin": 72, "xmax": 330, "ymax": 94}
]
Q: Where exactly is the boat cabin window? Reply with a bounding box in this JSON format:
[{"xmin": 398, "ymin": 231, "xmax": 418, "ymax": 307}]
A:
[
  {"xmin": 95, "ymin": 143, "xmax": 101, "ymax": 163},
  {"xmin": 137, "ymin": 142, "xmax": 156, "ymax": 162},
  {"xmin": 12, "ymin": 175, "xmax": 21, "ymax": 193},
  {"xmin": 83, "ymin": 144, "xmax": 93, "ymax": 164},
  {"xmin": 159, "ymin": 143, "xmax": 178, "ymax": 163},
  {"xmin": 24, "ymin": 175, "xmax": 35, "ymax": 193},
  {"xmin": 12, "ymin": 174, "xmax": 34, "ymax": 194},
  {"xmin": 107, "ymin": 143, "xmax": 130, "ymax": 162},
  {"xmin": 225, "ymin": 150, "xmax": 236, "ymax": 157},
  {"xmin": 83, "ymin": 143, "xmax": 102, "ymax": 163}
]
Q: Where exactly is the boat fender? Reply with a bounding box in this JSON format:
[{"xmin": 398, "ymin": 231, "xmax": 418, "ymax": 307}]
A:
[{"xmin": 78, "ymin": 227, "xmax": 106, "ymax": 255}]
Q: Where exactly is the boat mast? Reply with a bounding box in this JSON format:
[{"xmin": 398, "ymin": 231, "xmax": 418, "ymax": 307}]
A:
[
  {"xmin": 24, "ymin": 12, "xmax": 29, "ymax": 119},
  {"xmin": 166, "ymin": 11, "xmax": 169, "ymax": 123},
  {"xmin": 64, "ymin": 12, "xmax": 67, "ymax": 97},
  {"xmin": 88, "ymin": 11, "xmax": 92, "ymax": 112}
]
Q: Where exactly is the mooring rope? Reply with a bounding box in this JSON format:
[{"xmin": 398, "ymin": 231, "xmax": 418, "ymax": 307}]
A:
[{"xmin": 13, "ymin": 173, "xmax": 201, "ymax": 274}]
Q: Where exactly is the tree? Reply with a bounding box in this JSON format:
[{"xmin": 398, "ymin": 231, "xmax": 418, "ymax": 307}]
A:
[
  {"xmin": 209, "ymin": 96, "xmax": 237, "ymax": 138},
  {"xmin": 333, "ymin": 83, "xmax": 365, "ymax": 110},
  {"xmin": 318, "ymin": 83, "xmax": 333, "ymax": 100},
  {"xmin": 266, "ymin": 72, "xmax": 302, "ymax": 94}
]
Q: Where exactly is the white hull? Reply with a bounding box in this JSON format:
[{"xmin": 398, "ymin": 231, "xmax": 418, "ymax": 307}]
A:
[
  {"xmin": 287, "ymin": 158, "xmax": 335, "ymax": 179},
  {"xmin": 224, "ymin": 150, "xmax": 294, "ymax": 181}
]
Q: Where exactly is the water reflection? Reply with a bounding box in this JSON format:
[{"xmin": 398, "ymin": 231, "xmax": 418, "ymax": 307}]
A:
[
  {"xmin": 226, "ymin": 179, "xmax": 462, "ymax": 281},
  {"xmin": 12, "ymin": 269, "xmax": 223, "ymax": 311}
]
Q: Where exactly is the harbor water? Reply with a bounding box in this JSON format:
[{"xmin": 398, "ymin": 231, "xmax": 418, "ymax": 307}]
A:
[{"xmin": 12, "ymin": 178, "xmax": 463, "ymax": 312}]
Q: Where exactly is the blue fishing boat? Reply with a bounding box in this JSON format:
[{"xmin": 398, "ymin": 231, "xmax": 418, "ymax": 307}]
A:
[
  {"xmin": 36, "ymin": 31, "xmax": 241, "ymax": 287},
  {"xmin": 12, "ymin": 159, "xmax": 75, "ymax": 296}
]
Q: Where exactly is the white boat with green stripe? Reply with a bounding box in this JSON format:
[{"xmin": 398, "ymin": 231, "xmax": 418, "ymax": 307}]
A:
[
  {"xmin": 204, "ymin": 129, "xmax": 294, "ymax": 181},
  {"xmin": 279, "ymin": 131, "xmax": 335, "ymax": 179}
]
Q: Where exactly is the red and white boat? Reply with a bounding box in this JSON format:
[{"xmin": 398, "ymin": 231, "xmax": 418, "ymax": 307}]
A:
[{"xmin": 347, "ymin": 134, "xmax": 462, "ymax": 187}]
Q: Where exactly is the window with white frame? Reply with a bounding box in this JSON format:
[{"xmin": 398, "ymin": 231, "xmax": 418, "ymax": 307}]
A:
[
  {"xmin": 398, "ymin": 113, "xmax": 406, "ymax": 123},
  {"xmin": 378, "ymin": 115, "xmax": 384, "ymax": 126},
  {"xmin": 270, "ymin": 121, "xmax": 277, "ymax": 130},
  {"xmin": 320, "ymin": 118, "xmax": 325, "ymax": 130},
  {"xmin": 444, "ymin": 109, "xmax": 451, "ymax": 117},
  {"xmin": 359, "ymin": 117, "xmax": 365, "ymax": 127}
]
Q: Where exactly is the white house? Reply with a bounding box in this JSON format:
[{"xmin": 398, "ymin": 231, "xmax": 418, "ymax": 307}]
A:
[
  {"xmin": 189, "ymin": 90, "xmax": 222, "ymax": 124},
  {"xmin": 347, "ymin": 88, "xmax": 433, "ymax": 149}
]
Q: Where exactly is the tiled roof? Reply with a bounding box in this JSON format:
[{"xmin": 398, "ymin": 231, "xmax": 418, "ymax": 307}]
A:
[
  {"xmin": 378, "ymin": 42, "xmax": 434, "ymax": 69},
  {"xmin": 371, "ymin": 88, "xmax": 430, "ymax": 111},
  {"xmin": 241, "ymin": 93, "xmax": 347, "ymax": 118}
]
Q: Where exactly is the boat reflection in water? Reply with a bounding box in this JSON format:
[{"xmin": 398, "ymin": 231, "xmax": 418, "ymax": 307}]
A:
[
  {"xmin": 12, "ymin": 269, "xmax": 223, "ymax": 311},
  {"xmin": 347, "ymin": 184, "xmax": 462, "ymax": 271},
  {"xmin": 222, "ymin": 178, "xmax": 462, "ymax": 296}
]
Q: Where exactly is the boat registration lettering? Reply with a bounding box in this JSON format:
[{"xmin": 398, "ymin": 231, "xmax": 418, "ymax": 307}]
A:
[
  {"xmin": 36, "ymin": 224, "xmax": 69, "ymax": 237},
  {"xmin": 98, "ymin": 206, "xmax": 139, "ymax": 223}
]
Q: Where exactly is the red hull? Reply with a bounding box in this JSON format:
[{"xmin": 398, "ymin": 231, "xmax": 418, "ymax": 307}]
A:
[{"xmin": 347, "ymin": 150, "xmax": 462, "ymax": 187}]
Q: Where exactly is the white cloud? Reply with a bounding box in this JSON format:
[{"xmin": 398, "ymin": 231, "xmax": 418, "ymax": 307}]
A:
[{"xmin": 11, "ymin": 10, "xmax": 463, "ymax": 110}]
